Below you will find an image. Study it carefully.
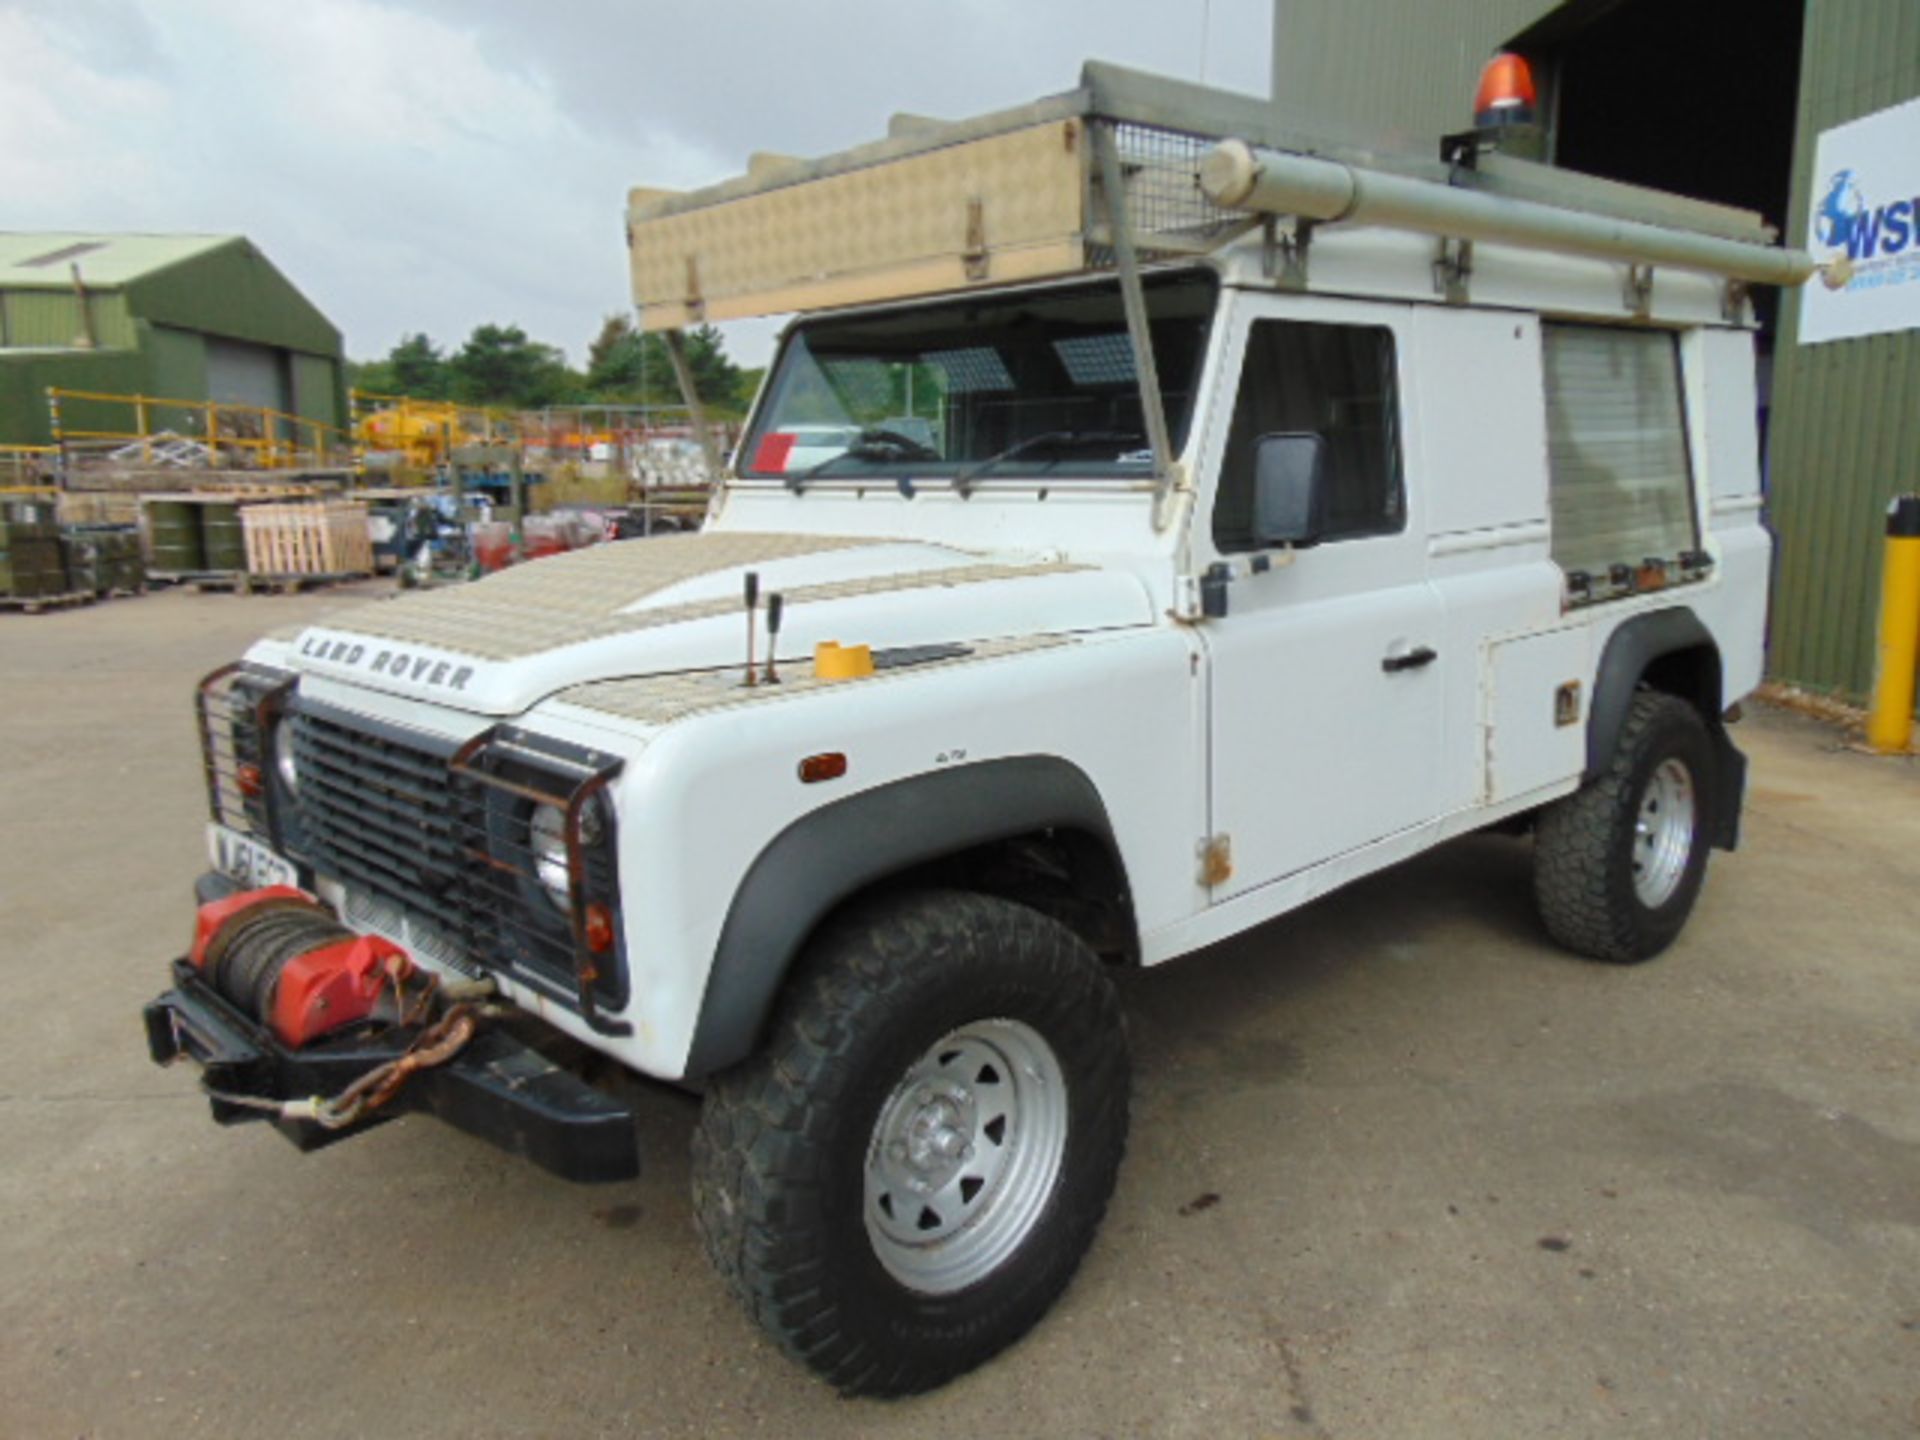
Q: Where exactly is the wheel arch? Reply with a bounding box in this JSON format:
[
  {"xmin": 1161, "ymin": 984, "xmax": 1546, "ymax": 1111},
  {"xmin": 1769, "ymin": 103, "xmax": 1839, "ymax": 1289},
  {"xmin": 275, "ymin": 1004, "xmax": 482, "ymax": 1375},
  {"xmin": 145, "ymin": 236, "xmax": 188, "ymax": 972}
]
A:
[
  {"xmin": 683, "ymin": 755, "xmax": 1133, "ymax": 1080},
  {"xmin": 1587, "ymin": 606, "xmax": 1745, "ymax": 851}
]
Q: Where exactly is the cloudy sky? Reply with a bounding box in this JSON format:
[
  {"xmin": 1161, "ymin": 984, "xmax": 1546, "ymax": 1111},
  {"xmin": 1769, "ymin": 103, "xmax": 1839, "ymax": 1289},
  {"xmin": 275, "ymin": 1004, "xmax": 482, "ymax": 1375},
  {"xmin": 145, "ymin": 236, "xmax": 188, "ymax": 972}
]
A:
[{"xmin": 2, "ymin": 0, "xmax": 1270, "ymax": 367}]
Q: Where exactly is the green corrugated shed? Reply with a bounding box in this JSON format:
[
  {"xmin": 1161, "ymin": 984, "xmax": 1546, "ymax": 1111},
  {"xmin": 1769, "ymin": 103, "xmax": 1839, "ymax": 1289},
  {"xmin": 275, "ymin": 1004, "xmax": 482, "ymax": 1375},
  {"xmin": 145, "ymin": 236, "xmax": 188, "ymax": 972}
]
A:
[
  {"xmin": 1767, "ymin": 0, "xmax": 1920, "ymax": 704},
  {"xmin": 1270, "ymin": 0, "xmax": 1556, "ymax": 149},
  {"xmin": 0, "ymin": 233, "xmax": 344, "ymax": 448}
]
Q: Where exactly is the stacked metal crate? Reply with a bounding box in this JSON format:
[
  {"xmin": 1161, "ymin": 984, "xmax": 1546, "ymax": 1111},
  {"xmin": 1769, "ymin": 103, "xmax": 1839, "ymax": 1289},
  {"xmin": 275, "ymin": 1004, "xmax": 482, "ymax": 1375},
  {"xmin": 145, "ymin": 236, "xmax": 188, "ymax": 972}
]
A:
[
  {"xmin": 0, "ymin": 501, "xmax": 68, "ymax": 598},
  {"xmin": 62, "ymin": 525, "xmax": 146, "ymax": 596}
]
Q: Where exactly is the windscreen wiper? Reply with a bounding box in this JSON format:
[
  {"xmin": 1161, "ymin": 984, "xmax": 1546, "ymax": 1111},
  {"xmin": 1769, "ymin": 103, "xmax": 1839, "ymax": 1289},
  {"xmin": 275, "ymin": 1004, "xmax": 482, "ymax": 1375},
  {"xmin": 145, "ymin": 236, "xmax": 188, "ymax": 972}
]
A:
[
  {"xmin": 790, "ymin": 427, "xmax": 943, "ymax": 490},
  {"xmin": 951, "ymin": 429, "xmax": 1144, "ymax": 499}
]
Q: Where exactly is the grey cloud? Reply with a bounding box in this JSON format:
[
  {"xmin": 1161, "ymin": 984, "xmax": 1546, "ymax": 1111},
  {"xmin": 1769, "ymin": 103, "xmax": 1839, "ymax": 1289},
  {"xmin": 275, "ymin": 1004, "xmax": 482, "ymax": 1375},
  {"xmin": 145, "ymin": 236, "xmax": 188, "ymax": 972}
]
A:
[
  {"xmin": 386, "ymin": 0, "xmax": 1268, "ymax": 178},
  {"xmin": 12, "ymin": 0, "xmax": 175, "ymax": 78}
]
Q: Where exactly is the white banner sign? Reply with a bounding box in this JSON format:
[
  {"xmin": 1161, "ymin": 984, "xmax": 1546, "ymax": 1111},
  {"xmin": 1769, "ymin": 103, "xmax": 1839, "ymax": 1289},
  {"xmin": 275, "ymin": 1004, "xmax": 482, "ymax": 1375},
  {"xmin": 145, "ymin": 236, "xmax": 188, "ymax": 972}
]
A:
[{"xmin": 1800, "ymin": 95, "xmax": 1920, "ymax": 345}]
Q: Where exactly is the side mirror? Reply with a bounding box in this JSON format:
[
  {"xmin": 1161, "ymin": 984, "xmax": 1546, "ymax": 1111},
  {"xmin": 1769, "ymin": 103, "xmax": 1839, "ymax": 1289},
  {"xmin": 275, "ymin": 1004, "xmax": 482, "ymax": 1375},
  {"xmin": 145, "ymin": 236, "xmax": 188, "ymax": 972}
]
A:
[{"xmin": 1252, "ymin": 432, "xmax": 1329, "ymax": 548}]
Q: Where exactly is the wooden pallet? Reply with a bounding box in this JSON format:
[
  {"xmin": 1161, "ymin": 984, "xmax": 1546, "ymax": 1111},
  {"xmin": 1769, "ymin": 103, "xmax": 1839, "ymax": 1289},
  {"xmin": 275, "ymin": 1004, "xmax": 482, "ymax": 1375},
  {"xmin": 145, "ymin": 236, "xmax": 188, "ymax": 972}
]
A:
[
  {"xmin": 242, "ymin": 500, "xmax": 373, "ymax": 577},
  {"xmin": 240, "ymin": 571, "xmax": 371, "ymax": 595},
  {"xmin": 182, "ymin": 572, "xmax": 247, "ymax": 593},
  {"xmin": 0, "ymin": 589, "xmax": 98, "ymax": 614}
]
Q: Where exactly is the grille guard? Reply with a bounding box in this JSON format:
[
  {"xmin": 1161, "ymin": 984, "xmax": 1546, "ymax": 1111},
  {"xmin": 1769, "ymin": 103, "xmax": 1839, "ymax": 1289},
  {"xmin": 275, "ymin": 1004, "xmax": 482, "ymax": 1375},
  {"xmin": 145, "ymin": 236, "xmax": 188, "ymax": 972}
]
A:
[{"xmin": 449, "ymin": 724, "xmax": 629, "ymax": 1035}]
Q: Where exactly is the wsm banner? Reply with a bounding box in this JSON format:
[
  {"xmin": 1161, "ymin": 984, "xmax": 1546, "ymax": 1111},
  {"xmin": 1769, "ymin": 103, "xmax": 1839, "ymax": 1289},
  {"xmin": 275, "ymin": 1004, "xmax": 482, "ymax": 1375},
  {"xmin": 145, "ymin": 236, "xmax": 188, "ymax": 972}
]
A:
[{"xmin": 1800, "ymin": 94, "xmax": 1920, "ymax": 345}]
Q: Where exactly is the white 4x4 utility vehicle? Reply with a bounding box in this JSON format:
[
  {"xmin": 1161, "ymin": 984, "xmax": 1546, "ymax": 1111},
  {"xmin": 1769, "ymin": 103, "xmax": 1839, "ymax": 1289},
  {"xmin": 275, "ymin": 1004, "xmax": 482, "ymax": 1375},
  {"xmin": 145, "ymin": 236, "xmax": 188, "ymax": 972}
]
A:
[{"xmin": 147, "ymin": 64, "xmax": 1815, "ymax": 1395}]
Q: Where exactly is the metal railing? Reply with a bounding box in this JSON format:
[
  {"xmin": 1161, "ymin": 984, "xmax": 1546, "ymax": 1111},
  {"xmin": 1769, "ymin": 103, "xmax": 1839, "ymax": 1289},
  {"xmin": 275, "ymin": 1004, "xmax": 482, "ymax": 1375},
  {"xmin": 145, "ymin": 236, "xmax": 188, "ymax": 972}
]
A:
[
  {"xmin": 46, "ymin": 387, "xmax": 353, "ymax": 471},
  {"xmin": 0, "ymin": 444, "xmax": 59, "ymax": 488}
]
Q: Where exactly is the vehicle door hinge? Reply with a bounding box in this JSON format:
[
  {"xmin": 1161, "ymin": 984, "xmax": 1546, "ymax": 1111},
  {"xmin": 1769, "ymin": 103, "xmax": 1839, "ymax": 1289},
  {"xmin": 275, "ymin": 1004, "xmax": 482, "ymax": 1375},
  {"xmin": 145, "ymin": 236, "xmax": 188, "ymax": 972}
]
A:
[
  {"xmin": 1200, "ymin": 561, "xmax": 1232, "ymax": 618},
  {"xmin": 1170, "ymin": 573, "xmax": 1204, "ymax": 624},
  {"xmin": 1196, "ymin": 834, "xmax": 1233, "ymax": 889}
]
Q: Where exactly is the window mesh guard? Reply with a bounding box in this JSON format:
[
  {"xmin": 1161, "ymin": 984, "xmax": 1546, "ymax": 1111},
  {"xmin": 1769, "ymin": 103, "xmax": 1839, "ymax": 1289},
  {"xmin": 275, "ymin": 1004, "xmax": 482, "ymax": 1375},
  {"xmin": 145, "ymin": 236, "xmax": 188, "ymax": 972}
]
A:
[{"xmin": 1093, "ymin": 122, "xmax": 1249, "ymax": 263}]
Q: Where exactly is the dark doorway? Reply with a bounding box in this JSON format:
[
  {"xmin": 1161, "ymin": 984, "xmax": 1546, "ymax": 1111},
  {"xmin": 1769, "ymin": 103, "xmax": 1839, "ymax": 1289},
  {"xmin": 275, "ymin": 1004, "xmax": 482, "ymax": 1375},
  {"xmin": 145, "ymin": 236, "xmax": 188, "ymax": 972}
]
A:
[{"xmin": 1518, "ymin": 0, "xmax": 1806, "ymax": 334}]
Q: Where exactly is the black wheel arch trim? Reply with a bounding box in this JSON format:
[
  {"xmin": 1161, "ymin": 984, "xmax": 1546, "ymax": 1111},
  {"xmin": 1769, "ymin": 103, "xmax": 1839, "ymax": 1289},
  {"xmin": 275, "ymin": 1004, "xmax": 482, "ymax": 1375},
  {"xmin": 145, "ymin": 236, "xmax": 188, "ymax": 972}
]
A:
[
  {"xmin": 1587, "ymin": 606, "xmax": 1744, "ymax": 852},
  {"xmin": 683, "ymin": 755, "xmax": 1127, "ymax": 1080}
]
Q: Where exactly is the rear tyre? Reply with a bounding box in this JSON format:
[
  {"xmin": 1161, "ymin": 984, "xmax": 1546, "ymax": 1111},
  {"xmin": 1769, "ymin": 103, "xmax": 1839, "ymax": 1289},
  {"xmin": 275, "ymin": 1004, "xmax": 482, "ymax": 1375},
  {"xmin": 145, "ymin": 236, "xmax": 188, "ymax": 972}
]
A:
[
  {"xmin": 691, "ymin": 889, "xmax": 1129, "ymax": 1397},
  {"xmin": 1533, "ymin": 690, "xmax": 1715, "ymax": 963}
]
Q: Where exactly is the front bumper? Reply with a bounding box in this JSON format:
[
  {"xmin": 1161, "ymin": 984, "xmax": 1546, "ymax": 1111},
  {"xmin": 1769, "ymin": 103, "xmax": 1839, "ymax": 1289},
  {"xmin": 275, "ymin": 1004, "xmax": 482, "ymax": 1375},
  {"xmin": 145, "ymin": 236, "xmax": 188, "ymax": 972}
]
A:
[{"xmin": 144, "ymin": 957, "xmax": 641, "ymax": 1186}]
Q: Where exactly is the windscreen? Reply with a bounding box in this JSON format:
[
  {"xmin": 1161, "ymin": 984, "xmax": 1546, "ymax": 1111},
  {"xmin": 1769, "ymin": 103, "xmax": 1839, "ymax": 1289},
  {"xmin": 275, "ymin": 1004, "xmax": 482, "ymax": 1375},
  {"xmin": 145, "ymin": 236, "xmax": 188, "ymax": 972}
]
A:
[{"xmin": 742, "ymin": 271, "xmax": 1217, "ymax": 482}]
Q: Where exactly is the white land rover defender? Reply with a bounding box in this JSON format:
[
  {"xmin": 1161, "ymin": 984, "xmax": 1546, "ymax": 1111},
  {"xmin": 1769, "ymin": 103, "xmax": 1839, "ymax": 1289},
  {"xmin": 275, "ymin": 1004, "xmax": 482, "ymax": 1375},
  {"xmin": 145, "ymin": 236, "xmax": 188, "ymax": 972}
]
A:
[{"xmin": 146, "ymin": 64, "xmax": 1815, "ymax": 1395}]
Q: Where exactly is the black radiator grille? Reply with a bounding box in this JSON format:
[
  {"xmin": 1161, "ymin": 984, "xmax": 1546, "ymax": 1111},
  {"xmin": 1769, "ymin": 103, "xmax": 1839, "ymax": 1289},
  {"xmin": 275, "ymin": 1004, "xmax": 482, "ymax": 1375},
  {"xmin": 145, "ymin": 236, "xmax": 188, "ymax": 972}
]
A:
[{"xmin": 291, "ymin": 709, "xmax": 471, "ymax": 933}]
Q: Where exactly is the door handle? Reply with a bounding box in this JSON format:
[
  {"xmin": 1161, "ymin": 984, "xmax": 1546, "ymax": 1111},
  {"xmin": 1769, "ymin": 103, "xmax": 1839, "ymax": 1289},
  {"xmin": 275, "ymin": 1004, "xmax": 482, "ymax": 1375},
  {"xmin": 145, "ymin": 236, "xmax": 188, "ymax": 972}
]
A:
[{"xmin": 1382, "ymin": 645, "xmax": 1438, "ymax": 673}]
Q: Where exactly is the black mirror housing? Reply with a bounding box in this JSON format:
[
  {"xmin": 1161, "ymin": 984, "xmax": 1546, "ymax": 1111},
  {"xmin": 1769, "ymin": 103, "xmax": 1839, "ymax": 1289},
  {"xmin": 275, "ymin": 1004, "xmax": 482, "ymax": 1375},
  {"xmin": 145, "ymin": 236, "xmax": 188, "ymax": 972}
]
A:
[{"xmin": 1252, "ymin": 432, "xmax": 1329, "ymax": 548}]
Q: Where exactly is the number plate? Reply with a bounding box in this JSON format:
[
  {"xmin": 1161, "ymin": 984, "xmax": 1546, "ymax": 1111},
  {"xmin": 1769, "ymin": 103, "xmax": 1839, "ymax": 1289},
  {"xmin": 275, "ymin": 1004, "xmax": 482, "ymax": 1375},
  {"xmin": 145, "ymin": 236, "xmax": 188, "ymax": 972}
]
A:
[{"xmin": 207, "ymin": 823, "xmax": 300, "ymax": 891}]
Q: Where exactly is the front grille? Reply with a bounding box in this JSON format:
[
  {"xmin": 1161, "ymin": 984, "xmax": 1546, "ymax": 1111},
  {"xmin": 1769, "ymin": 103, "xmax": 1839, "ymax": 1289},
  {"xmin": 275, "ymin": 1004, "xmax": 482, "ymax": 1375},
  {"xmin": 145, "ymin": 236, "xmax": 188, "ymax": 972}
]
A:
[
  {"xmin": 291, "ymin": 708, "xmax": 470, "ymax": 934},
  {"xmin": 287, "ymin": 703, "xmax": 626, "ymax": 1021}
]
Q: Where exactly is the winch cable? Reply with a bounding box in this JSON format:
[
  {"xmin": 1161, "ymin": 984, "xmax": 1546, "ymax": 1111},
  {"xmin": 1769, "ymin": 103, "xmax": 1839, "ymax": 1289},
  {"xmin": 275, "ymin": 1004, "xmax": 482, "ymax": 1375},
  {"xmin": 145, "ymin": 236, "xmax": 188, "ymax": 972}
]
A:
[{"xmin": 201, "ymin": 997, "xmax": 481, "ymax": 1131}]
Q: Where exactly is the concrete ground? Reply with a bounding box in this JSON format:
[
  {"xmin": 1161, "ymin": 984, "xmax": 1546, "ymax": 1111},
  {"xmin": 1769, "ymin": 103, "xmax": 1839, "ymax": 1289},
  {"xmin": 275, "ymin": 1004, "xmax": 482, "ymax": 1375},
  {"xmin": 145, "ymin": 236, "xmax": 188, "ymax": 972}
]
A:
[{"xmin": 2, "ymin": 584, "xmax": 1916, "ymax": 1440}]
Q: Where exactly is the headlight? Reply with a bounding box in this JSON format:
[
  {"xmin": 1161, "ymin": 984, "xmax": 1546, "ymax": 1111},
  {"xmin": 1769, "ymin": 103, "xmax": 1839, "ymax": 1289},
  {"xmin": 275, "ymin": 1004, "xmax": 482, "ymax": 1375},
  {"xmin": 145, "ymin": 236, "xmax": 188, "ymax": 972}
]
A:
[
  {"xmin": 529, "ymin": 804, "xmax": 570, "ymax": 907},
  {"xmin": 528, "ymin": 801, "xmax": 604, "ymax": 908},
  {"xmin": 273, "ymin": 716, "xmax": 299, "ymax": 796}
]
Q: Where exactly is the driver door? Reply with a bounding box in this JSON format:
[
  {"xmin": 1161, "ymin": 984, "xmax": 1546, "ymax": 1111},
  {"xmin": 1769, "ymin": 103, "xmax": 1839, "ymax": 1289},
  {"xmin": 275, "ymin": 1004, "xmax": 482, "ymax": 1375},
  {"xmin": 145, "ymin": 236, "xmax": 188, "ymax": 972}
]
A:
[{"xmin": 1201, "ymin": 296, "xmax": 1445, "ymax": 901}]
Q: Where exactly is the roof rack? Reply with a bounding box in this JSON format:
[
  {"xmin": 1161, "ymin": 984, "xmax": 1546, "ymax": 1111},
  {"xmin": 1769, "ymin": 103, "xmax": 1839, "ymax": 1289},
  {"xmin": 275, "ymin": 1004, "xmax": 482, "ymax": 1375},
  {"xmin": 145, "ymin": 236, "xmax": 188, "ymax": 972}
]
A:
[{"xmin": 625, "ymin": 60, "xmax": 1804, "ymax": 334}]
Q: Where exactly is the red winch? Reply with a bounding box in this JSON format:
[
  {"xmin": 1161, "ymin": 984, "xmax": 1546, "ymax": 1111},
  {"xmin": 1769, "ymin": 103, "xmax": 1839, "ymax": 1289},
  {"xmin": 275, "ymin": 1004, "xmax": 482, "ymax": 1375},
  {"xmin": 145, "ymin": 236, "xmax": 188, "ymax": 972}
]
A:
[{"xmin": 190, "ymin": 887, "xmax": 414, "ymax": 1048}]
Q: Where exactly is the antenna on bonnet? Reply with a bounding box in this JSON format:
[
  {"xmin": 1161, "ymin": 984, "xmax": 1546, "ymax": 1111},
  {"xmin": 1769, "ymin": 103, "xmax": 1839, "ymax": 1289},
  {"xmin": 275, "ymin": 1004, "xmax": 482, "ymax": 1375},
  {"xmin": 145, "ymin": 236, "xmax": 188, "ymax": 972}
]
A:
[
  {"xmin": 763, "ymin": 593, "xmax": 784, "ymax": 686},
  {"xmin": 742, "ymin": 571, "xmax": 760, "ymax": 688}
]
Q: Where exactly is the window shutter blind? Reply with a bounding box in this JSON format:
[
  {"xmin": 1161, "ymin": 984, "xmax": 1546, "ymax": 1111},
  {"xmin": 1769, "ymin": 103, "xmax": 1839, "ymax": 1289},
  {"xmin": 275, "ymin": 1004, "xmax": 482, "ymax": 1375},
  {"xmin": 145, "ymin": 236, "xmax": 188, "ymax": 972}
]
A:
[{"xmin": 1542, "ymin": 326, "xmax": 1697, "ymax": 579}]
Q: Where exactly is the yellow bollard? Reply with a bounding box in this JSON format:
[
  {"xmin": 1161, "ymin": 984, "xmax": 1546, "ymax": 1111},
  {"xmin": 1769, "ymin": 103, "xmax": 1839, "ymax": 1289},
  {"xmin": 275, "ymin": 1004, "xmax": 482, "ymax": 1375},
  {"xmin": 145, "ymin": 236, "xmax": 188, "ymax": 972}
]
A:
[{"xmin": 1866, "ymin": 495, "xmax": 1920, "ymax": 754}]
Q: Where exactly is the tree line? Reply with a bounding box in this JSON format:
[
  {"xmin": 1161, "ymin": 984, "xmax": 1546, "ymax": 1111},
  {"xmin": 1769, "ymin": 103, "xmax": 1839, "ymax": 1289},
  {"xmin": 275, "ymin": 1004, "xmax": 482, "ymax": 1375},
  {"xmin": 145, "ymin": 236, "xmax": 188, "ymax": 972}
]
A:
[{"xmin": 347, "ymin": 316, "xmax": 761, "ymax": 415}]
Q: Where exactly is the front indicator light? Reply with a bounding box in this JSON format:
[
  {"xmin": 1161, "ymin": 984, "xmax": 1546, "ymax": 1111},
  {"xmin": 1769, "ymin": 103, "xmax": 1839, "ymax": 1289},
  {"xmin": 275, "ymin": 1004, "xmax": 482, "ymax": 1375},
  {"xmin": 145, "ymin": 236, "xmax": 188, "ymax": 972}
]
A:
[
  {"xmin": 236, "ymin": 762, "xmax": 265, "ymax": 798},
  {"xmin": 584, "ymin": 902, "xmax": 616, "ymax": 954}
]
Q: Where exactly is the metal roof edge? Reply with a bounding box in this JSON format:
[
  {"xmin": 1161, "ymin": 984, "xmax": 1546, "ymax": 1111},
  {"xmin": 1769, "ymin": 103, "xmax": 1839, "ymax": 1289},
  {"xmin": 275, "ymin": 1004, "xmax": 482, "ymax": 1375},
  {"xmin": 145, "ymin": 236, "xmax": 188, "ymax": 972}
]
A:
[{"xmin": 0, "ymin": 232, "xmax": 240, "ymax": 289}]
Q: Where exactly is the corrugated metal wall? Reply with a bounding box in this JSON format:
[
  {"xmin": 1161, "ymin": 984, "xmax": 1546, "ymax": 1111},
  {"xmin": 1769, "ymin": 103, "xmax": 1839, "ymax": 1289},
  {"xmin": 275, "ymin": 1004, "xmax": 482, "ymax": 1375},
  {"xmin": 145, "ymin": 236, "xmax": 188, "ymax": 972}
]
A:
[
  {"xmin": 0, "ymin": 291, "xmax": 135, "ymax": 349},
  {"xmin": 289, "ymin": 352, "xmax": 341, "ymax": 433},
  {"xmin": 1766, "ymin": 0, "xmax": 1920, "ymax": 703},
  {"xmin": 0, "ymin": 350, "xmax": 147, "ymax": 445},
  {"xmin": 1270, "ymin": 0, "xmax": 1554, "ymax": 149}
]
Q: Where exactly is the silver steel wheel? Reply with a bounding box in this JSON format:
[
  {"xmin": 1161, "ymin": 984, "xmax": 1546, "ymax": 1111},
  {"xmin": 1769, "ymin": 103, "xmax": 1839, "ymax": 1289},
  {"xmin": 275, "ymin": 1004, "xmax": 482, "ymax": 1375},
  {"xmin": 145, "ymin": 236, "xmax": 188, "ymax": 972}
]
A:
[
  {"xmin": 863, "ymin": 1018, "xmax": 1069, "ymax": 1295},
  {"xmin": 1632, "ymin": 756, "xmax": 1696, "ymax": 907}
]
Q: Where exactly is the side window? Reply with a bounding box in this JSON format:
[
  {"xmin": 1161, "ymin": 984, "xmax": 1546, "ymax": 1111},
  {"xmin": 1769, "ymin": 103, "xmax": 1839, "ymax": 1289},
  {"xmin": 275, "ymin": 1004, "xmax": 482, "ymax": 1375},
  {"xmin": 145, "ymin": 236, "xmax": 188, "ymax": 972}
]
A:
[
  {"xmin": 1213, "ymin": 319, "xmax": 1403, "ymax": 553},
  {"xmin": 1541, "ymin": 323, "xmax": 1698, "ymax": 580}
]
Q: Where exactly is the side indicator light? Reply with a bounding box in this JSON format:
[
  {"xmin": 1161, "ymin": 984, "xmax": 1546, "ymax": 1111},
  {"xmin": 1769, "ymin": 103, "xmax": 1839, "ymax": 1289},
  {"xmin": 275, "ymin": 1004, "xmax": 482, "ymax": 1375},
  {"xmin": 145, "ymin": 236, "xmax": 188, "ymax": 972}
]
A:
[
  {"xmin": 583, "ymin": 902, "xmax": 617, "ymax": 954},
  {"xmin": 799, "ymin": 752, "xmax": 848, "ymax": 784}
]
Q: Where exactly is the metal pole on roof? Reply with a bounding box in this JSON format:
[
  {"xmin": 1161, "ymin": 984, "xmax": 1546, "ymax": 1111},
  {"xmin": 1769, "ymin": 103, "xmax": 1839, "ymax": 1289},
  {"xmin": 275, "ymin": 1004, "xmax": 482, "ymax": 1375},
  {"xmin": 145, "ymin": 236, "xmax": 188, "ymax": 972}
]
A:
[
  {"xmin": 1200, "ymin": 140, "xmax": 1817, "ymax": 287},
  {"xmin": 663, "ymin": 327, "xmax": 722, "ymax": 482},
  {"xmin": 1090, "ymin": 120, "xmax": 1177, "ymax": 531}
]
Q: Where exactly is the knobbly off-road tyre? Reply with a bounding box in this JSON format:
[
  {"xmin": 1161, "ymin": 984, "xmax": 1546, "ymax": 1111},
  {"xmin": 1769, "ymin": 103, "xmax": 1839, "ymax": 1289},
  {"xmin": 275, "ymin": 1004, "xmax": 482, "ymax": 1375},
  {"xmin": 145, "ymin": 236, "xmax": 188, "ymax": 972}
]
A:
[
  {"xmin": 1533, "ymin": 690, "xmax": 1715, "ymax": 963},
  {"xmin": 691, "ymin": 888, "xmax": 1129, "ymax": 1397}
]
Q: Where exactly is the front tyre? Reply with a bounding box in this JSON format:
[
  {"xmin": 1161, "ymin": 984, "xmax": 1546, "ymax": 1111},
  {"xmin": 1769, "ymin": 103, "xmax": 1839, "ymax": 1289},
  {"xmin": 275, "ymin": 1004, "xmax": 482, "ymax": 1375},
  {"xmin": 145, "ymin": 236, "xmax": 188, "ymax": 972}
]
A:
[
  {"xmin": 1533, "ymin": 691, "xmax": 1715, "ymax": 962},
  {"xmin": 691, "ymin": 889, "xmax": 1129, "ymax": 1397}
]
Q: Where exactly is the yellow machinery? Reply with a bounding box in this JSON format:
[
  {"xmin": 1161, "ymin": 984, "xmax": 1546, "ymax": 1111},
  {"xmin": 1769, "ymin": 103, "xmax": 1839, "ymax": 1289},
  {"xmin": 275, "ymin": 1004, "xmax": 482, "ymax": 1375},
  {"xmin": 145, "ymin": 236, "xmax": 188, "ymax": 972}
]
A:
[{"xmin": 351, "ymin": 392, "xmax": 479, "ymax": 469}]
